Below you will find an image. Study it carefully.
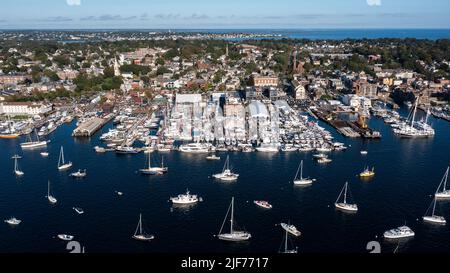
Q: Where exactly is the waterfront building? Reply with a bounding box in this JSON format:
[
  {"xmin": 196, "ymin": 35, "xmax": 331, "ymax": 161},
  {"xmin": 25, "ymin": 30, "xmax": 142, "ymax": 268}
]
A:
[{"xmin": 0, "ymin": 102, "xmax": 52, "ymax": 116}]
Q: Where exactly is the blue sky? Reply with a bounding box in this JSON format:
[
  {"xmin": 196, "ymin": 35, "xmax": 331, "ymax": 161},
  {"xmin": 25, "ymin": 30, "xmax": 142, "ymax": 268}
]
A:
[{"xmin": 0, "ymin": 0, "xmax": 449, "ymax": 29}]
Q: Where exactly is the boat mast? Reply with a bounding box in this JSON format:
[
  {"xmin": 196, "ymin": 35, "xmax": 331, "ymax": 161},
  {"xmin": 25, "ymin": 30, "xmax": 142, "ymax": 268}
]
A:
[
  {"xmin": 48, "ymin": 180, "xmax": 50, "ymax": 197},
  {"xmin": 294, "ymin": 161, "xmax": 301, "ymax": 180},
  {"xmin": 343, "ymin": 183, "xmax": 348, "ymax": 204},
  {"xmin": 139, "ymin": 213, "xmax": 143, "ymax": 235},
  {"xmin": 300, "ymin": 160, "xmax": 303, "ymax": 179},
  {"xmin": 284, "ymin": 229, "xmax": 288, "ymax": 252},
  {"xmin": 431, "ymin": 198, "xmax": 437, "ymax": 217},
  {"xmin": 230, "ymin": 197, "xmax": 234, "ymax": 234},
  {"xmin": 411, "ymin": 98, "xmax": 418, "ymax": 127}
]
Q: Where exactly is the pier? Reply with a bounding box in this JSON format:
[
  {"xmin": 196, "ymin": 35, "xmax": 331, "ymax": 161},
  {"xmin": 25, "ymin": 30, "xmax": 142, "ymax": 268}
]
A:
[{"xmin": 72, "ymin": 115, "xmax": 113, "ymax": 137}]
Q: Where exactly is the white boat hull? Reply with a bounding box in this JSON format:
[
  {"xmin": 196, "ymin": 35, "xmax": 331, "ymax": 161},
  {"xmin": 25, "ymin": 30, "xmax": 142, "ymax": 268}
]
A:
[
  {"xmin": 132, "ymin": 235, "xmax": 154, "ymax": 241},
  {"xmin": 217, "ymin": 232, "xmax": 251, "ymax": 242},
  {"xmin": 58, "ymin": 162, "xmax": 73, "ymax": 171},
  {"xmin": 423, "ymin": 216, "xmax": 446, "ymax": 225},
  {"xmin": 294, "ymin": 179, "xmax": 313, "ymax": 185},
  {"xmin": 20, "ymin": 141, "xmax": 47, "ymax": 149},
  {"xmin": 335, "ymin": 203, "xmax": 358, "ymax": 212}
]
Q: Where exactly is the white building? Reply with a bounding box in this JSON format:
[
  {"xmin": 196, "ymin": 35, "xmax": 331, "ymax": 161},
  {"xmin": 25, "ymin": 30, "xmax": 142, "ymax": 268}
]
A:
[
  {"xmin": 341, "ymin": 95, "xmax": 371, "ymax": 109},
  {"xmin": 0, "ymin": 102, "xmax": 52, "ymax": 116}
]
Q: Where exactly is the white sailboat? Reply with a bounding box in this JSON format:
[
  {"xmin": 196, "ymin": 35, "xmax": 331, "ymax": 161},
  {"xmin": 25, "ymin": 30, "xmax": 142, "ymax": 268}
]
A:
[
  {"xmin": 132, "ymin": 213, "xmax": 154, "ymax": 241},
  {"xmin": 423, "ymin": 197, "xmax": 446, "ymax": 225},
  {"xmin": 4, "ymin": 217, "xmax": 21, "ymax": 226},
  {"xmin": 46, "ymin": 180, "xmax": 57, "ymax": 204},
  {"xmin": 139, "ymin": 153, "xmax": 167, "ymax": 175},
  {"xmin": 293, "ymin": 160, "xmax": 315, "ymax": 185},
  {"xmin": 335, "ymin": 182, "xmax": 358, "ymax": 212},
  {"xmin": 12, "ymin": 155, "xmax": 24, "ymax": 176},
  {"xmin": 279, "ymin": 228, "xmax": 298, "ymax": 254},
  {"xmin": 213, "ymin": 155, "xmax": 239, "ymax": 181},
  {"xmin": 216, "ymin": 197, "xmax": 251, "ymax": 242},
  {"xmin": 20, "ymin": 129, "xmax": 47, "ymax": 149},
  {"xmin": 57, "ymin": 146, "xmax": 72, "ymax": 171},
  {"xmin": 435, "ymin": 167, "xmax": 450, "ymax": 199}
]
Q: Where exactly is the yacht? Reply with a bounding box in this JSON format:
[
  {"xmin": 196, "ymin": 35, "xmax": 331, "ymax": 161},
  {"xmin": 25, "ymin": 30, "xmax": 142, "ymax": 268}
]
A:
[
  {"xmin": 317, "ymin": 158, "xmax": 332, "ymax": 164},
  {"xmin": 115, "ymin": 146, "xmax": 139, "ymax": 154},
  {"xmin": 40, "ymin": 152, "xmax": 49, "ymax": 157},
  {"xmin": 383, "ymin": 226, "xmax": 415, "ymax": 239},
  {"xmin": 281, "ymin": 145, "xmax": 298, "ymax": 152},
  {"xmin": 423, "ymin": 198, "xmax": 446, "ymax": 225},
  {"xmin": 179, "ymin": 143, "xmax": 211, "ymax": 153},
  {"xmin": 46, "ymin": 180, "xmax": 57, "ymax": 204},
  {"xmin": 140, "ymin": 153, "xmax": 168, "ymax": 175},
  {"xmin": 206, "ymin": 154, "xmax": 221, "ymax": 160},
  {"xmin": 316, "ymin": 147, "xmax": 332, "ymax": 153},
  {"xmin": 94, "ymin": 146, "xmax": 106, "ymax": 153},
  {"xmin": 359, "ymin": 166, "xmax": 375, "ymax": 178},
  {"xmin": 435, "ymin": 167, "xmax": 450, "ymax": 199},
  {"xmin": 73, "ymin": 207, "xmax": 84, "ymax": 215},
  {"xmin": 213, "ymin": 155, "xmax": 239, "ymax": 181},
  {"xmin": 312, "ymin": 153, "xmax": 327, "ymax": 159},
  {"xmin": 360, "ymin": 151, "xmax": 368, "ymax": 155},
  {"xmin": 57, "ymin": 234, "xmax": 74, "ymax": 241},
  {"xmin": 256, "ymin": 142, "xmax": 280, "ymax": 153},
  {"xmin": 170, "ymin": 189, "xmax": 200, "ymax": 205},
  {"xmin": 280, "ymin": 223, "xmax": 301, "ymax": 237},
  {"xmin": 4, "ymin": 217, "xmax": 21, "ymax": 226},
  {"xmin": 254, "ymin": 200, "xmax": 272, "ymax": 209},
  {"xmin": 20, "ymin": 130, "xmax": 47, "ymax": 149},
  {"xmin": 70, "ymin": 169, "xmax": 87, "ymax": 178},
  {"xmin": 132, "ymin": 213, "xmax": 155, "ymax": 241},
  {"xmin": 12, "ymin": 155, "xmax": 24, "ymax": 176},
  {"xmin": 335, "ymin": 182, "xmax": 358, "ymax": 212},
  {"xmin": 216, "ymin": 197, "xmax": 251, "ymax": 242},
  {"xmin": 57, "ymin": 146, "xmax": 72, "ymax": 171},
  {"xmin": 293, "ymin": 160, "xmax": 315, "ymax": 186}
]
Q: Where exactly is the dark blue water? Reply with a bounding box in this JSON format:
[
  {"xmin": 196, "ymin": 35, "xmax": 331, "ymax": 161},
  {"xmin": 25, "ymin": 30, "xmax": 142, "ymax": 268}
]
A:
[{"xmin": 0, "ymin": 107, "xmax": 449, "ymax": 253}]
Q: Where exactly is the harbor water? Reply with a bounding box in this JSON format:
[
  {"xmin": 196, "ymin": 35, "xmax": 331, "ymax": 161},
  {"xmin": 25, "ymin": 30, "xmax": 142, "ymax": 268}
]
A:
[{"xmin": 0, "ymin": 107, "xmax": 449, "ymax": 253}]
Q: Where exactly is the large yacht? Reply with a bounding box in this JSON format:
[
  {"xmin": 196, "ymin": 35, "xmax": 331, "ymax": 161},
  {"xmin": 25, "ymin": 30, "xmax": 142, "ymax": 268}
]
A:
[
  {"xmin": 383, "ymin": 226, "xmax": 415, "ymax": 239},
  {"xmin": 179, "ymin": 143, "xmax": 211, "ymax": 153},
  {"xmin": 170, "ymin": 189, "xmax": 200, "ymax": 205}
]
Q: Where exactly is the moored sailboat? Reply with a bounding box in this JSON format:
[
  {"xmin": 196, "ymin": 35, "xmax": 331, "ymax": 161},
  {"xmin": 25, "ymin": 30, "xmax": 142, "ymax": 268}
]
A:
[
  {"xmin": 213, "ymin": 155, "xmax": 239, "ymax": 181},
  {"xmin": 423, "ymin": 197, "xmax": 446, "ymax": 225},
  {"xmin": 57, "ymin": 146, "xmax": 72, "ymax": 171},
  {"xmin": 435, "ymin": 167, "xmax": 450, "ymax": 199},
  {"xmin": 132, "ymin": 213, "xmax": 154, "ymax": 241},
  {"xmin": 335, "ymin": 182, "xmax": 358, "ymax": 212},
  {"xmin": 293, "ymin": 160, "xmax": 315, "ymax": 186},
  {"xmin": 12, "ymin": 155, "xmax": 24, "ymax": 176},
  {"xmin": 216, "ymin": 197, "xmax": 251, "ymax": 242}
]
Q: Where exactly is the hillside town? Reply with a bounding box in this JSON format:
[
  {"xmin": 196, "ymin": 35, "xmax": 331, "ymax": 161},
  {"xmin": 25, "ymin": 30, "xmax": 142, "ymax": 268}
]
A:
[{"xmin": 0, "ymin": 32, "xmax": 449, "ymax": 144}]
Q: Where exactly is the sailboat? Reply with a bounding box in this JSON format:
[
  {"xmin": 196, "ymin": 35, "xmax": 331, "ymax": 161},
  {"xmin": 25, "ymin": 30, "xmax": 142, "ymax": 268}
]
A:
[
  {"xmin": 46, "ymin": 180, "xmax": 57, "ymax": 204},
  {"xmin": 139, "ymin": 153, "xmax": 167, "ymax": 175},
  {"xmin": 20, "ymin": 129, "xmax": 47, "ymax": 149},
  {"xmin": 132, "ymin": 213, "xmax": 154, "ymax": 241},
  {"xmin": 423, "ymin": 197, "xmax": 446, "ymax": 225},
  {"xmin": 279, "ymin": 228, "xmax": 298, "ymax": 254},
  {"xmin": 335, "ymin": 182, "xmax": 358, "ymax": 212},
  {"xmin": 293, "ymin": 160, "xmax": 315, "ymax": 185},
  {"xmin": 435, "ymin": 167, "xmax": 450, "ymax": 199},
  {"xmin": 213, "ymin": 155, "xmax": 239, "ymax": 181},
  {"xmin": 12, "ymin": 155, "xmax": 24, "ymax": 176},
  {"xmin": 216, "ymin": 197, "xmax": 251, "ymax": 242},
  {"xmin": 57, "ymin": 146, "xmax": 72, "ymax": 171}
]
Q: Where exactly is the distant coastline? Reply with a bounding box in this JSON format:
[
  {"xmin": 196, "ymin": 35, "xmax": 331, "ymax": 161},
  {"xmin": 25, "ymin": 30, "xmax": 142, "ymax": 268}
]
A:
[{"xmin": 0, "ymin": 28, "xmax": 449, "ymax": 40}]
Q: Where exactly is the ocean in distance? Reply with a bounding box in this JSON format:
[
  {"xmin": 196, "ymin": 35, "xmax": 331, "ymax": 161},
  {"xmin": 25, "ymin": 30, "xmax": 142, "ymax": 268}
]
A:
[{"xmin": 0, "ymin": 107, "xmax": 449, "ymax": 253}]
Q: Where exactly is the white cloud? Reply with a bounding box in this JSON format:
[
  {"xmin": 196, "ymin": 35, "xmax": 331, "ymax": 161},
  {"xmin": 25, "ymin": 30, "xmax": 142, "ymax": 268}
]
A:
[
  {"xmin": 367, "ymin": 0, "xmax": 381, "ymax": 6},
  {"xmin": 66, "ymin": 0, "xmax": 81, "ymax": 6}
]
